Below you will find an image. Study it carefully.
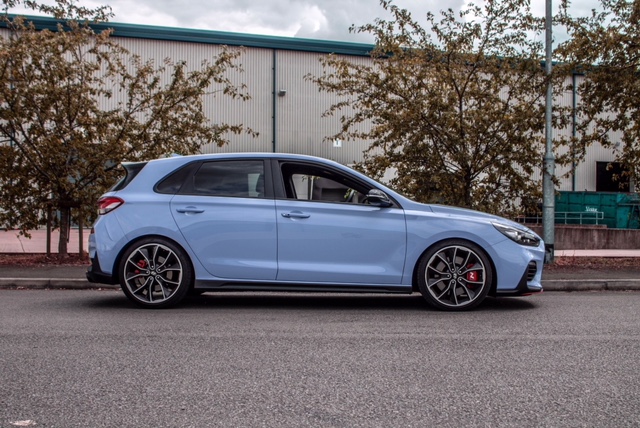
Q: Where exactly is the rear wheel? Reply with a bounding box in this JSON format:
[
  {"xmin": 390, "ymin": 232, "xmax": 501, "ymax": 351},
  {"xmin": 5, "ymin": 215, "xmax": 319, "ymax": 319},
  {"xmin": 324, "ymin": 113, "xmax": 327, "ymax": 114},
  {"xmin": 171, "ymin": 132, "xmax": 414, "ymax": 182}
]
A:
[
  {"xmin": 119, "ymin": 238, "xmax": 193, "ymax": 308},
  {"xmin": 417, "ymin": 240, "xmax": 493, "ymax": 311}
]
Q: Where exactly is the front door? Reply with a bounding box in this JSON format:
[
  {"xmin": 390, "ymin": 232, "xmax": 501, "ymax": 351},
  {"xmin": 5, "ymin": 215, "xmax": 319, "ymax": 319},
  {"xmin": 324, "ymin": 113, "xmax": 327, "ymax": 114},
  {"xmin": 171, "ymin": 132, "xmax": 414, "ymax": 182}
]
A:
[{"xmin": 275, "ymin": 161, "xmax": 406, "ymax": 285}]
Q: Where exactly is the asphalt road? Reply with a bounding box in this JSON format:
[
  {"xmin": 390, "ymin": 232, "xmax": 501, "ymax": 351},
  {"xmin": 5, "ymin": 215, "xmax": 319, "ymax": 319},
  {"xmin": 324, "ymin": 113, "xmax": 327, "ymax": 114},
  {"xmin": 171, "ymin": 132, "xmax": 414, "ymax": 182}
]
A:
[{"xmin": 1, "ymin": 290, "xmax": 639, "ymax": 428}]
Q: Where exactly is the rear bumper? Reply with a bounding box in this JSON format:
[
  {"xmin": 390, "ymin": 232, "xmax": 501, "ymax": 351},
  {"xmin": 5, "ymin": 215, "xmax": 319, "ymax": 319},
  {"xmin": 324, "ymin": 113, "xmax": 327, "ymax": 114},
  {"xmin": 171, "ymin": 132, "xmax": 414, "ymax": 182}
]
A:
[{"xmin": 86, "ymin": 255, "xmax": 118, "ymax": 285}]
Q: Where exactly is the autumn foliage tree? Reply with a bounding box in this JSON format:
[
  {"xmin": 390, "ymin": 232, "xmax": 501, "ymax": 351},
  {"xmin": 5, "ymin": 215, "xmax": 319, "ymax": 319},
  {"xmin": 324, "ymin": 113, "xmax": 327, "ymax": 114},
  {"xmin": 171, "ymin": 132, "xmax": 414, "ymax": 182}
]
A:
[
  {"xmin": 557, "ymin": 0, "xmax": 640, "ymax": 187},
  {"xmin": 309, "ymin": 0, "xmax": 571, "ymax": 216},
  {"xmin": 0, "ymin": 0, "xmax": 253, "ymax": 255}
]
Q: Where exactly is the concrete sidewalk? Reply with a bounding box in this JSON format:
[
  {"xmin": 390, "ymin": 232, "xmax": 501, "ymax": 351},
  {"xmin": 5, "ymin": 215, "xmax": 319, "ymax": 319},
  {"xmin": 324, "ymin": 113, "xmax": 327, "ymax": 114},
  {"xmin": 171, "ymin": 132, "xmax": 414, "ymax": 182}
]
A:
[{"xmin": 556, "ymin": 249, "xmax": 640, "ymax": 257}]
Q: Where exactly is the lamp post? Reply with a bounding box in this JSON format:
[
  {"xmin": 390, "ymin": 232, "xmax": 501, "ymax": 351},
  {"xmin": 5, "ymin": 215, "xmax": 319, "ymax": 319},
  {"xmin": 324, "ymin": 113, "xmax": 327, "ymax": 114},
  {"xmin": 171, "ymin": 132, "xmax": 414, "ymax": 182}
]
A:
[{"xmin": 542, "ymin": 0, "xmax": 555, "ymax": 263}]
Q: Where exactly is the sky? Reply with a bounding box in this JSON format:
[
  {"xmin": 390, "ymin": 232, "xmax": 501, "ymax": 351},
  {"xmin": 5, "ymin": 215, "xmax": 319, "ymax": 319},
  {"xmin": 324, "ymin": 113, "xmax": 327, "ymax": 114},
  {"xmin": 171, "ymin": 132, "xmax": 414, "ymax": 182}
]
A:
[{"xmin": 8, "ymin": 0, "xmax": 602, "ymax": 44}]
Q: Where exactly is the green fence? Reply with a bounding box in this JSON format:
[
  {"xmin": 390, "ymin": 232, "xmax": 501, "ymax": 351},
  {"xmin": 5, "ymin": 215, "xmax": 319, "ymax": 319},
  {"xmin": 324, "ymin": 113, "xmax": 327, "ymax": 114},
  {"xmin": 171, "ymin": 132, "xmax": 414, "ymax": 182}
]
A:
[{"xmin": 555, "ymin": 191, "xmax": 640, "ymax": 229}]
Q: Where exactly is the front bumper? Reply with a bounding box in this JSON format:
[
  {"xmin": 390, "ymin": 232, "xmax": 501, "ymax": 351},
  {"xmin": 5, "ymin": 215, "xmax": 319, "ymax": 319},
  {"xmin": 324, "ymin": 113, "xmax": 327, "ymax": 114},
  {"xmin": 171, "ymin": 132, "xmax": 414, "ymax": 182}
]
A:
[{"xmin": 495, "ymin": 261, "xmax": 543, "ymax": 296}]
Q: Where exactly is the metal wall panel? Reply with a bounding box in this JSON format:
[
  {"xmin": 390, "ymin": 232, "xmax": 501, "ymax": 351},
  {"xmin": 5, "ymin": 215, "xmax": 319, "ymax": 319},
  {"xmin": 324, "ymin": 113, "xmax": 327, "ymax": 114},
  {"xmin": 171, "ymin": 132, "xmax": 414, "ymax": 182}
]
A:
[
  {"xmin": 274, "ymin": 50, "xmax": 373, "ymax": 165},
  {"xmin": 561, "ymin": 74, "xmax": 620, "ymax": 192},
  {"xmin": 112, "ymin": 38, "xmax": 274, "ymax": 154},
  {"xmin": 552, "ymin": 78, "xmax": 577, "ymax": 191},
  {"xmin": 201, "ymin": 46, "xmax": 275, "ymax": 154},
  {"xmin": 111, "ymin": 38, "xmax": 376, "ymax": 161}
]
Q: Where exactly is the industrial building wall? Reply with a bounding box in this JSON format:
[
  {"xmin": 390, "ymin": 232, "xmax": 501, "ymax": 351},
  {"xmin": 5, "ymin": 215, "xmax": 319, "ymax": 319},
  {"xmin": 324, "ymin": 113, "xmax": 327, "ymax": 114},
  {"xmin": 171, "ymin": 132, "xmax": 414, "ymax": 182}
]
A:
[
  {"xmin": 110, "ymin": 36, "xmax": 275, "ymax": 154},
  {"xmin": 1, "ymin": 24, "xmax": 625, "ymax": 192},
  {"xmin": 273, "ymin": 50, "xmax": 373, "ymax": 165},
  {"xmin": 108, "ymin": 36, "xmax": 375, "ymax": 164},
  {"xmin": 565, "ymin": 74, "xmax": 624, "ymax": 192},
  {"xmin": 110, "ymin": 36, "xmax": 376, "ymax": 165},
  {"xmin": 111, "ymin": 36, "xmax": 623, "ymax": 192}
]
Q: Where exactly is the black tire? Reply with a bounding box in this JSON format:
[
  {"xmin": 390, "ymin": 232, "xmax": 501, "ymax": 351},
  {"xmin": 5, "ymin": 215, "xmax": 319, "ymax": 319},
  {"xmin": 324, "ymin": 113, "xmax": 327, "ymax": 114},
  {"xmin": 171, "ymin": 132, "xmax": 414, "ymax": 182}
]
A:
[
  {"xmin": 417, "ymin": 239, "xmax": 493, "ymax": 311},
  {"xmin": 118, "ymin": 237, "xmax": 193, "ymax": 309}
]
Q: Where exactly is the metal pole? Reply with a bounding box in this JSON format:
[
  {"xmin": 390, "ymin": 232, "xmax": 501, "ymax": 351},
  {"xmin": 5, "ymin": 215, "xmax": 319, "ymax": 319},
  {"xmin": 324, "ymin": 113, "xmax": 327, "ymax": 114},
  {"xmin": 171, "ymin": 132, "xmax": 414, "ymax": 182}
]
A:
[{"xmin": 542, "ymin": 0, "xmax": 555, "ymax": 263}]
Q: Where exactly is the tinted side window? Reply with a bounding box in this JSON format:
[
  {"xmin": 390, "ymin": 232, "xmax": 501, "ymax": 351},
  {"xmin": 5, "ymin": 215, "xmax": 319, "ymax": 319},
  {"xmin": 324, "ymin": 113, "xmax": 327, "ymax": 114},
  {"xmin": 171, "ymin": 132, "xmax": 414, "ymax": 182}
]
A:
[
  {"xmin": 280, "ymin": 162, "xmax": 369, "ymax": 204},
  {"xmin": 291, "ymin": 174, "xmax": 364, "ymax": 203},
  {"xmin": 155, "ymin": 162, "xmax": 199, "ymax": 195},
  {"xmin": 111, "ymin": 162, "xmax": 147, "ymax": 191},
  {"xmin": 190, "ymin": 160, "xmax": 265, "ymax": 198}
]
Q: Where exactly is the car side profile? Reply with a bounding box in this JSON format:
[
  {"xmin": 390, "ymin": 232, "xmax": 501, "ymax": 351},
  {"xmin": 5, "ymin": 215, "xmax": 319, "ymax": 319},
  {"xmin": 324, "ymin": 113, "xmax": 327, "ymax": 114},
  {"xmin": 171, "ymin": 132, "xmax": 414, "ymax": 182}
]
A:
[{"xmin": 86, "ymin": 153, "xmax": 545, "ymax": 310}]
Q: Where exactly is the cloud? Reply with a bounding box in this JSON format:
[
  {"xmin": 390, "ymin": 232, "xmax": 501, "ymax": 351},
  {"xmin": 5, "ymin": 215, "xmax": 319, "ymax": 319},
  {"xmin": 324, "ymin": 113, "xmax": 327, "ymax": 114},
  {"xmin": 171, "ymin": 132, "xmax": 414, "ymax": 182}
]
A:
[
  {"xmin": 292, "ymin": 0, "xmax": 468, "ymax": 42},
  {"xmin": 105, "ymin": 0, "xmax": 467, "ymax": 42},
  {"xmin": 8, "ymin": 0, "xmax": 603, "ymax": 43}
]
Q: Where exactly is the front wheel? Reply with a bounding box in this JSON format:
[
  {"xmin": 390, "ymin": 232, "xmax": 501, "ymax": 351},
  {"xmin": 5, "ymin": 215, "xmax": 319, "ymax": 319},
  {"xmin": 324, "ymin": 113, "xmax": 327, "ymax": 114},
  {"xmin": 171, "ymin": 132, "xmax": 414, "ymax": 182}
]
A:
[
  {"xmin": 119, "ymin": 238, "xmax": 193, "ymax": 308},
  {"xmin": 417, "ymin": 240, "xmax": 493, "ymax": 311}
]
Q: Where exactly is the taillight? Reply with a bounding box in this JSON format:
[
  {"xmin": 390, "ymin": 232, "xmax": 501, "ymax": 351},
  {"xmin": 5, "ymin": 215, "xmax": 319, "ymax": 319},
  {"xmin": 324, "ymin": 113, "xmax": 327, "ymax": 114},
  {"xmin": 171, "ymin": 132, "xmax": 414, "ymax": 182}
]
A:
[{"xmin": 98, "ymin": 196, "xmax": 124, "ymax": 215}]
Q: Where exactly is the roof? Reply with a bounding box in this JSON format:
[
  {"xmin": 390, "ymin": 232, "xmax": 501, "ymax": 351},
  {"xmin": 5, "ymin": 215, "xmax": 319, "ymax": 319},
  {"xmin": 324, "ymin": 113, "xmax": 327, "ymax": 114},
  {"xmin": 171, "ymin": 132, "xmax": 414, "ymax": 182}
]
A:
[{"xmin": 2, "ymin": 14, "xmax": 375, "ymax": 57}]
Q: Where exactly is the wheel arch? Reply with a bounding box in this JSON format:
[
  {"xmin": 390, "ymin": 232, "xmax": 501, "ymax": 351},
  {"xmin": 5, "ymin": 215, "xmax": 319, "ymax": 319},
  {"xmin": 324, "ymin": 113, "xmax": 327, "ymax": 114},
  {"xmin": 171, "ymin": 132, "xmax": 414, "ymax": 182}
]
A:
[
  {"xmin": 411, "ymin": 237, "xmax": 498, "ymax": 296},
  {"xmin": 111, "ymin": 234, "xmax": 196, "ymax": 288}
]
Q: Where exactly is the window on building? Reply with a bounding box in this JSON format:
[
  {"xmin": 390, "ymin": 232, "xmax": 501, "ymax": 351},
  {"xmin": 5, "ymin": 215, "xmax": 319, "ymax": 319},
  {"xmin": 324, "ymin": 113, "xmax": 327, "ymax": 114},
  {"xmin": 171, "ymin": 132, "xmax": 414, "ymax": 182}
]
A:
[{"xmin": 596, "ymin": 161, "xmax": 630, "ymax": 192}]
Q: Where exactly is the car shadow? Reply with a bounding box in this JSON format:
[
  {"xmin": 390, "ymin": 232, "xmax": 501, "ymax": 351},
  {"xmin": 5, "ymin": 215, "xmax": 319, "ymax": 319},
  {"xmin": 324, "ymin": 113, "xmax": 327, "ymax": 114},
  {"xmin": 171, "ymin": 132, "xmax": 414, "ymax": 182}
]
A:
[
  {"xmin": 81, "ymin": 290, "xmax": 537, "ymax": 312},
  {"xmin": 182, "ymin": 292, "xmax": 538, "ymax": 312},
  {"xmin": 184, "ymin": 292, "xmax": 428, "ymax": 311},
  {"xmin": 477, "ymin": 296, "xmax": 538, "ymax": 311}
]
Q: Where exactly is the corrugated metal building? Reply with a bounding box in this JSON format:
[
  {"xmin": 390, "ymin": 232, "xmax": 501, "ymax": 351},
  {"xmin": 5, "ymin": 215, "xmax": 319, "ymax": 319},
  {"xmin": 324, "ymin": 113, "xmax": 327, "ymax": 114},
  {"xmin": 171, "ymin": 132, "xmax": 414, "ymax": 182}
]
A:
[{"xmin": 2, "ymin": 16, "xmax": 628, "ymax": 193}]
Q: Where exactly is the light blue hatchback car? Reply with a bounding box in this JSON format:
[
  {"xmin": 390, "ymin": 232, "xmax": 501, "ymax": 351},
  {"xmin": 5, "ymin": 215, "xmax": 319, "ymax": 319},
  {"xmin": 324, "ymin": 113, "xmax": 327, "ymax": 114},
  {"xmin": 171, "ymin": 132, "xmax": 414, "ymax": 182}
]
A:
[{"xmin": 87, "ymin": 153, "xmax": 545, "ymax": 310}]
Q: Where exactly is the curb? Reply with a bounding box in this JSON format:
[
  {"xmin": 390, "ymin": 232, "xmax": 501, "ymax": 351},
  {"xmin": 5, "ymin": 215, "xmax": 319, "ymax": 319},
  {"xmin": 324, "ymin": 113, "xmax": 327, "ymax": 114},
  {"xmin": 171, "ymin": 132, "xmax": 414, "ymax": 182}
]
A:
[
  {"xmin": 541, "ymin": 279, "xmax": 640, "ymax": 292},
  {"xmin": 0, "ymin": 278, "xmax": 639, "ymax": 292},
  {"xmin": 0, "ymin": 278, "xmax": 118, "ymax": 290}
]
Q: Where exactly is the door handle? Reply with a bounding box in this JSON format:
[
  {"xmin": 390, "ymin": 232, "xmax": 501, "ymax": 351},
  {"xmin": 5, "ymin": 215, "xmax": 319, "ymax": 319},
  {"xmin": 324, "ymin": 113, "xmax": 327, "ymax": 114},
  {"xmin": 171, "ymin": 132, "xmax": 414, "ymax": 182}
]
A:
[
  {"xmin": 176, "ymin": 206, "xmax": 205, "ymax": 214},
  {"xmin": 281, "ymin": 211, "xmax": 310, "ymax": 219}
]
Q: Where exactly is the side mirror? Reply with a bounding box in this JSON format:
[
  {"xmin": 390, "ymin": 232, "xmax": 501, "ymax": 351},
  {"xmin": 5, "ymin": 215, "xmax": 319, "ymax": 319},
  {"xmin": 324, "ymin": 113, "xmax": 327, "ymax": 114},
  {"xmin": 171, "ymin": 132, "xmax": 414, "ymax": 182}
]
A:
[{"xmin": 365, "ymin": 189, "xmax": 393, "ymax": 207}]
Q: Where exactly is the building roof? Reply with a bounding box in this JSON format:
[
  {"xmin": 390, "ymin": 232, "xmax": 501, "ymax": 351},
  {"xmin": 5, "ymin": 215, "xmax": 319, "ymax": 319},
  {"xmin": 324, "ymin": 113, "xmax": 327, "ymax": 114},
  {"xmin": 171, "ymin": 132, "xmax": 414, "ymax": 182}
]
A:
[{"xmin": 3, "ymin": 14, "xmax": 375, "ymax": 57}]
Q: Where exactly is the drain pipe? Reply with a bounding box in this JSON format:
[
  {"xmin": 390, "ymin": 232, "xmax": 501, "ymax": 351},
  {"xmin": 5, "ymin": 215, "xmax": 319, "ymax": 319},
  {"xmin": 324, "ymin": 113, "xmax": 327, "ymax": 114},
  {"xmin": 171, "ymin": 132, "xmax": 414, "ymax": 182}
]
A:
[{"xmin": 272, "ymin": 49, "xmax": 277, "ymax": 153}]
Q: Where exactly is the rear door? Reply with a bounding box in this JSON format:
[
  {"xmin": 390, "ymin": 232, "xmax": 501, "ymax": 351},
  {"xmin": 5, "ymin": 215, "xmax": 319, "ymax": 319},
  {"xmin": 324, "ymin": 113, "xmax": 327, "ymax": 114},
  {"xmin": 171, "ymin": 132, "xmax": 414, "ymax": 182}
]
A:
[{"xmin": 170, "ymin": 159, "xmax": 278, "ymax": 280}]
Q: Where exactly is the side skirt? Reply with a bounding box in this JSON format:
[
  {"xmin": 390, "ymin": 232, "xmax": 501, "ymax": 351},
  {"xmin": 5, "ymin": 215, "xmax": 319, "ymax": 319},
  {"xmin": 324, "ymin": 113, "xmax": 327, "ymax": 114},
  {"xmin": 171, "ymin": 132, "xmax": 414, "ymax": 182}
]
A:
[{"xmin": 194, "ymin": 280, "xmax": 413, "ymax": 294}]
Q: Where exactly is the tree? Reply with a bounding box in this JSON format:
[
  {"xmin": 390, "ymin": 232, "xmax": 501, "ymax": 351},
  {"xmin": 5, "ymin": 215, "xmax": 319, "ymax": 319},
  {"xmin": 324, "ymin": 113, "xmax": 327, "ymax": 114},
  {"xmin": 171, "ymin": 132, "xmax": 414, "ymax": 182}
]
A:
[
  {"xmin": 557, "ymin": 0, "xmax": 640, "ymax": 187},
  {"xmin": 0, "ymin": 0, "xmax": 253, "ymax": 255},
  {"xmin": 308, "ymin": 0, "xmax": 571, "ymax": 216}
]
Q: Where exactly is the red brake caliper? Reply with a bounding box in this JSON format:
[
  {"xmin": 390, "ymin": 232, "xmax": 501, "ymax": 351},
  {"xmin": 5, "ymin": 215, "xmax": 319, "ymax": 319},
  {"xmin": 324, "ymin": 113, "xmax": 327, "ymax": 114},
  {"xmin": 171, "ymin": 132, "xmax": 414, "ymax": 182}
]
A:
[
  {"xmin": 466, "ymin": 264, "xmax": 478, "ymax": 283},
  {"xmin": 134, "ymin": 259, "xmax": 147, "ymax": 274}
]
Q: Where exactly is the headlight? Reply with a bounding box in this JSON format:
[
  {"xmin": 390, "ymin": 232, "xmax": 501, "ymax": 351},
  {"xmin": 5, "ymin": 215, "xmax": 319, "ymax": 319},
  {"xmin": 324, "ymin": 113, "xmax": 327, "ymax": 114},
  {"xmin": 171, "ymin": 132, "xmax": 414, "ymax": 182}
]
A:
[{"xmin": 492, "ymin": 223, "xmax": 541, "ymax": 247}]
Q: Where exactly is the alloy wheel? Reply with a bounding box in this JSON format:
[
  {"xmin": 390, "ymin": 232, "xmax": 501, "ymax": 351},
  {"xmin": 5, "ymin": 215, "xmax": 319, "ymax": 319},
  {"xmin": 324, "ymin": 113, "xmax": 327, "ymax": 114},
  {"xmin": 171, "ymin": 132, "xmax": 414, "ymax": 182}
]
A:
[
  {"xmin": 423, "ymin": 244, "xmax": 489, "ymax": 308},
  {"xmin": 122, "ymin": 243, "xmax": 184, "ymax": 305}
]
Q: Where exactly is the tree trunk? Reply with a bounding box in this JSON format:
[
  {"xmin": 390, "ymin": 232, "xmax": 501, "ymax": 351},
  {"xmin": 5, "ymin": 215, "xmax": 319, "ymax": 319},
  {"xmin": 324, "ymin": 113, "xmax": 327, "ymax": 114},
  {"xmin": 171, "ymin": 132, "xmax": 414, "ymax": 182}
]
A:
[
  {"xmin": 46, "ymin": 204, "xmax": 52, "ymax": 256},
  {"xmin": 58, "ymin": 206, "xmax": 70, "ymax": 256},
  {"xmin": 78, "ymin": 216, "xmax": 84, "ymax": 256}
]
